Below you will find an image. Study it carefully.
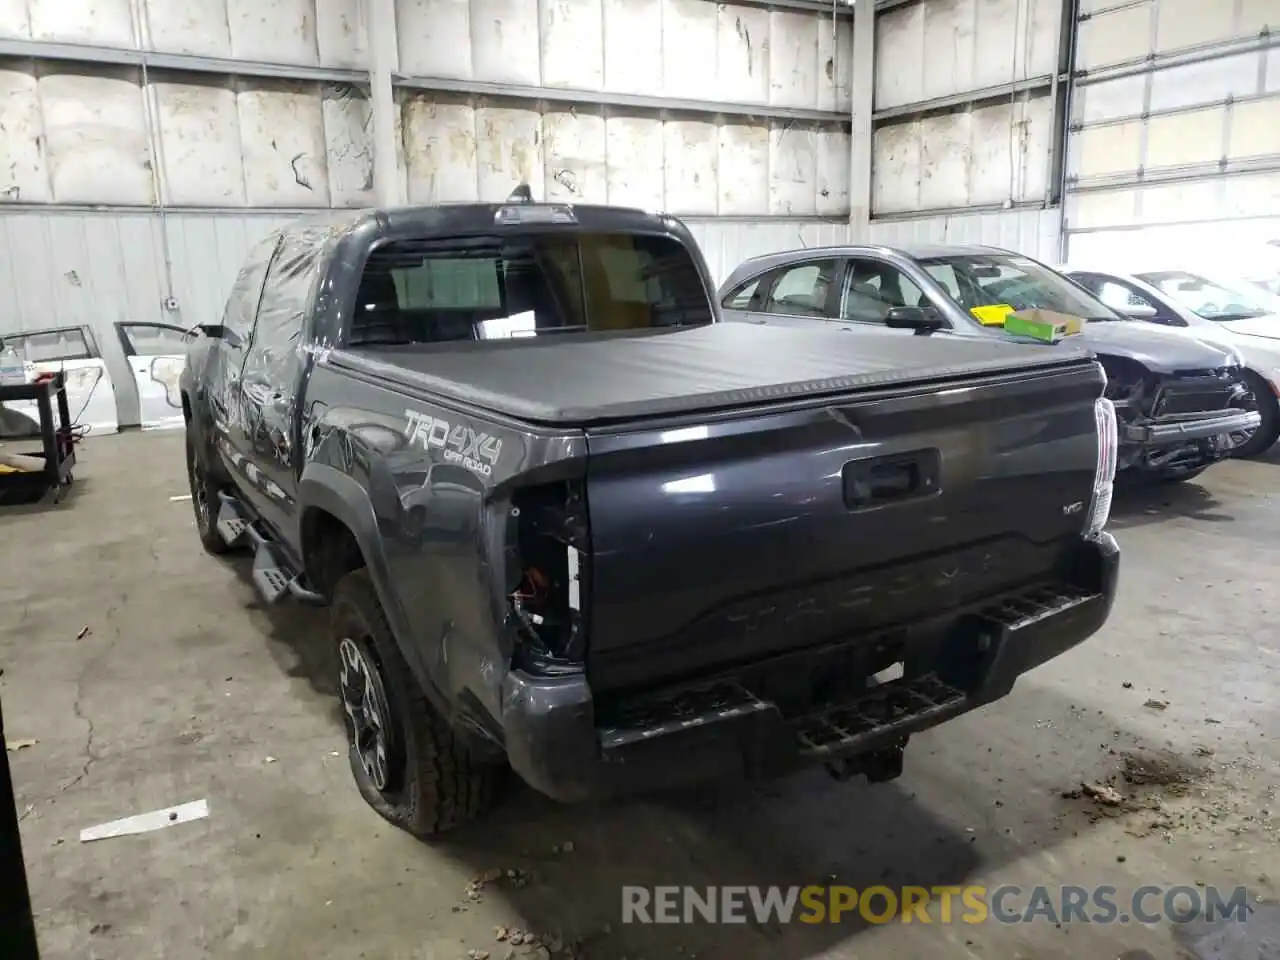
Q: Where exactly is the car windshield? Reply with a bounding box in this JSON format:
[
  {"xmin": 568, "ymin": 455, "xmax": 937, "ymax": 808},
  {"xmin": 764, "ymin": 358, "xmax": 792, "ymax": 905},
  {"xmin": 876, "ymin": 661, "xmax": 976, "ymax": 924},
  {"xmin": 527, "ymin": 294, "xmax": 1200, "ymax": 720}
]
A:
[
  {"xmin": 917, "ymin": 253, "xmax": 1122, "ymax": 322},
  {"xmin": 349, "ymin": 231, "xmax": 713, "ymax": 347},
  {"xmin": 1135, "ymin": 270, "xmax": 1271, "ymax": 321}
]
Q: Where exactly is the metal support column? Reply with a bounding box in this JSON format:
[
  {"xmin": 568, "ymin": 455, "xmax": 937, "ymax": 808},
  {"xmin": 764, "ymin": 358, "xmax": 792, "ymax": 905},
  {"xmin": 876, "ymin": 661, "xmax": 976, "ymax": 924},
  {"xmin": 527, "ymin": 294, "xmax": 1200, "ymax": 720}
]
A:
[
  {"xmin": 366, "ymin": 0, "xmax": 403, "ymax": 207},
  {"xmin": 849, "ymin": 0, "xmax": 876, "ymax": 241}
]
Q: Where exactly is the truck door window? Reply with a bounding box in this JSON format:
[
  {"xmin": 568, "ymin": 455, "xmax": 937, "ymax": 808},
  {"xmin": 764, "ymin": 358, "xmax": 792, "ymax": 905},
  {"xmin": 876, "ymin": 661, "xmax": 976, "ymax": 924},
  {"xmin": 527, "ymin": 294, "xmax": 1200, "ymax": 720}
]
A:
[
  {"xmin": 240, "ymin": 229, "xmax": 329, "ymax": 446},
  {"xmin": 721, "ymin": 277, "xmax": 761, "ymax": 310},
  {"xmin": 763, "ymin": 260, "xmax": 840, "ymax": 318},
  {"xmin": 221, "ymin": 234, "xmax": 280, "ymax": 347},
  {"xmin": 349, "ymin": 232, "xmax": 712, "ymax": 346},
  {"xmin": 841, "ymin": 259, "xmax": 926, "ymax": 324},
  {"xmin": 246, "ymin": 234, "xmax": 322, "ymax": 363}
]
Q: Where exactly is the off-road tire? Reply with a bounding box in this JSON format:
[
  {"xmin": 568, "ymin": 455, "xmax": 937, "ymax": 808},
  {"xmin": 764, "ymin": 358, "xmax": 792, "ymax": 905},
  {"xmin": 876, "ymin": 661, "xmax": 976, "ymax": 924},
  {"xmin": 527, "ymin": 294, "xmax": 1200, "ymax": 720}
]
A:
[
  {"xmin": 331, "ymin": 569, "xmax": 503, "ymax": 837},
  {"xmin": 1230, "ymin": 371, "xmax": 1280, "ymax": 459},
  {"xmin": 185, "ymin": 429, "xmax": 231, "ymax": 555}
]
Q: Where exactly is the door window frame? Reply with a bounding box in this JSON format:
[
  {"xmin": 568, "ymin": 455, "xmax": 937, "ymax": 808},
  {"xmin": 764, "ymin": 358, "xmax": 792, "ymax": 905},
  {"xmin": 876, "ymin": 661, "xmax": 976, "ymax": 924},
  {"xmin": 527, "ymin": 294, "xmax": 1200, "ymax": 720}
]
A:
[
  {"xmin": 114, "ymin": 321, "xmax": 194, "ymax": 358},
  {"xmin": 1072, "ymin": 272, "xmax": 1187, "ymax": 327},
  {"xmin": 753, "ymin": 257, "xmax": 847, "ymax": 319},
  {"xmin": 838, "ymin": 256, "xmax": 952, "ymax": 329},
  {"xmin": 223, "ymin": 234, "xmax": 283, "ymax": 350}
]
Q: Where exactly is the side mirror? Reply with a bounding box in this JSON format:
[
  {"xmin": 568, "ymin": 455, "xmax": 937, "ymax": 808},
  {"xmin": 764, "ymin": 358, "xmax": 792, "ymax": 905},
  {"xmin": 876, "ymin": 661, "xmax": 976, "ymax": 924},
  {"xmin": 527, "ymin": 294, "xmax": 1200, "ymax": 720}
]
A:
[
  {"xmin": 1118, "ymin": 303, "xmax": 1157, "ymax": 320},
  {"xmin": 884, "ymin": 305, "xmax": 945, "ymax": 335}
]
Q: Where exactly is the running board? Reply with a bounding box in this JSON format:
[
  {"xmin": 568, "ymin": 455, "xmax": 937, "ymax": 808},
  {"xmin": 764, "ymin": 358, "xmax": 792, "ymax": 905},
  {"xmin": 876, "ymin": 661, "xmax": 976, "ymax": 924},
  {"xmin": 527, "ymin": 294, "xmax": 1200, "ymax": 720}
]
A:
[{"xmin": 215, "ymin": 493, "xmax": 325, "ymax": 606}]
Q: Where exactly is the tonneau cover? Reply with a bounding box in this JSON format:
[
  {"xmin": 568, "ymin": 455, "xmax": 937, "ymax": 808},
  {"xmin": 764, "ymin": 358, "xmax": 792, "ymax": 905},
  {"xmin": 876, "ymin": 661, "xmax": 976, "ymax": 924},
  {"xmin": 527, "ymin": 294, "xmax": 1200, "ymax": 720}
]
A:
[{"xmin": 332, "ymin": 322, "xmax": 1093, "ymax": 427}]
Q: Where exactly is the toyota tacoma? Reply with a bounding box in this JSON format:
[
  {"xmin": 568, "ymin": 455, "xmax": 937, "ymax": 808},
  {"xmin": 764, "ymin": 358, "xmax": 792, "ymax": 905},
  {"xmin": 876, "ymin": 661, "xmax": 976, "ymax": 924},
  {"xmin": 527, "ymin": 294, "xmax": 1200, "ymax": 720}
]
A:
[{"xmin": 181, "ymin": 196, "xmax": 1121, "ymax": 836}]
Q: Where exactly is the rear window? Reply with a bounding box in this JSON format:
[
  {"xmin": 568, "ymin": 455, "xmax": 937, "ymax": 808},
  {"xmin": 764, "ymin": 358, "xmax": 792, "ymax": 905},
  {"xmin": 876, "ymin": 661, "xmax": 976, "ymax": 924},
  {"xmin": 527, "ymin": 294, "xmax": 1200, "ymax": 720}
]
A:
[{"xmin": 350, "ymin": 232, "xmax": 713, "ymax": 346}]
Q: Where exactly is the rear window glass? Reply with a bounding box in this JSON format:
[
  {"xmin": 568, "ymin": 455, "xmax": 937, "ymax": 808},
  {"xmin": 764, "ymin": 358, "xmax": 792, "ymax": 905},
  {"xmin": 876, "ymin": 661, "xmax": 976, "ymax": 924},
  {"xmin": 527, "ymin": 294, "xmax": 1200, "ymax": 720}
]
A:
[{"xmin": 350, "ymin": 232, "xmax": 712, "ymax": 346}]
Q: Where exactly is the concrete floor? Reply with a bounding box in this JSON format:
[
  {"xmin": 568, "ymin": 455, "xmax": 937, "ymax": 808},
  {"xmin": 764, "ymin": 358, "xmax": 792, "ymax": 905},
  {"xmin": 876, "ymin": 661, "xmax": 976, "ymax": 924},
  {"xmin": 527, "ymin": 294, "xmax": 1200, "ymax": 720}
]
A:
[{"xmin": 2, "ymin": 431, "xmax": 1277, "ymax": 960}]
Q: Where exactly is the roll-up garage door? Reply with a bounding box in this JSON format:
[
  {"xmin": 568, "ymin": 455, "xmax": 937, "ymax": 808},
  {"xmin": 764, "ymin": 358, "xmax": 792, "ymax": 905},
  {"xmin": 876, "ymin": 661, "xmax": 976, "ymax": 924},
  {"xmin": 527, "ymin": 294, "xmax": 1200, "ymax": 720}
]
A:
[{"xmin": 1063, "ymin": 0, "xmax": 1280, "ymax": 268}]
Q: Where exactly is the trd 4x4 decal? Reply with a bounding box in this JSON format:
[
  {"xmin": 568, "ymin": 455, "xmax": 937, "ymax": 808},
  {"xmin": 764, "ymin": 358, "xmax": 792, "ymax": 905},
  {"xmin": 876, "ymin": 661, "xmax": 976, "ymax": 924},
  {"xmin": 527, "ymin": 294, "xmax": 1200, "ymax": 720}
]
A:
[{"xmin": 404, "ymin": 409, "xmax": 503, "ymax": 477}]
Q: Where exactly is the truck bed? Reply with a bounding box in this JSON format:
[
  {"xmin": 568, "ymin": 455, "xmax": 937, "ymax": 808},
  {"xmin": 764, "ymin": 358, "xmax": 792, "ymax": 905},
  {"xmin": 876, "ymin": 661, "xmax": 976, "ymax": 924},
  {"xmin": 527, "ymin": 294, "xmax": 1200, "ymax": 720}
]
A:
[{"xmin": 331, "ymin": 322, "xmax": 1094, "ymax": 427}]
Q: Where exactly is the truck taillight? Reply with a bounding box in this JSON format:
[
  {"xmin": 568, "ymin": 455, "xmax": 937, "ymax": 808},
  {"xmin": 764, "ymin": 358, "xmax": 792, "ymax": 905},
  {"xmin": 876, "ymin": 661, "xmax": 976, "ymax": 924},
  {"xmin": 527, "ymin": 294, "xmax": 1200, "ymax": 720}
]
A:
[
  {"xmin": 1087, "ymin": 397, "xmax": 1117, "ymax": 537},
  {"xmin": 508, "ymin": 481, "xmax": 588, "ymax": 669}
]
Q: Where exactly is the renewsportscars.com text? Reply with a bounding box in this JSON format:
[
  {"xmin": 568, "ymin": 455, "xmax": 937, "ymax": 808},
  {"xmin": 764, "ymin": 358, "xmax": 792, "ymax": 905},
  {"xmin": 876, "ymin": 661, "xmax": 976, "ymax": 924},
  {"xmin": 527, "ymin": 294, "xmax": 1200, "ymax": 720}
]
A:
[{"xmin": 621, "ymin": 885, "xmax": 1252, "ymax": 926}]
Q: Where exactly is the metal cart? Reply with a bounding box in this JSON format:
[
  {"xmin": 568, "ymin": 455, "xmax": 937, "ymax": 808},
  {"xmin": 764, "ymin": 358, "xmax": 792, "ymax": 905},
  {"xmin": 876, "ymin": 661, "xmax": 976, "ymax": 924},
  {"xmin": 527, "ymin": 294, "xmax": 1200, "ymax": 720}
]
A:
[{"xmin": 0, "ymin": 372, "xmax": 76, "ymax": 505}]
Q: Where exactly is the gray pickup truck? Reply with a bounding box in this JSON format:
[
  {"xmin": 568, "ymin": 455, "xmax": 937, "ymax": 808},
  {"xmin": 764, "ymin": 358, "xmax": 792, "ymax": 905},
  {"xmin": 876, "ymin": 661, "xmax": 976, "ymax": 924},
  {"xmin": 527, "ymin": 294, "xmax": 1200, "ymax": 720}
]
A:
[{"xmin": 181, "ymin": 194, "xmax": 1120, "ymax": 836}]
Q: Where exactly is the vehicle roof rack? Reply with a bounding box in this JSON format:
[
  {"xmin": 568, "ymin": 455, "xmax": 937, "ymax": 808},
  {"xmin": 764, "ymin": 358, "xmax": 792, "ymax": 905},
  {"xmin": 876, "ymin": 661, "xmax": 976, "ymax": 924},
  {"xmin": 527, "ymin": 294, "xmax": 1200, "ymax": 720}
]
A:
[{"xmin": 507, "ymin": 184, "xmax": 534, "ymax": 204}]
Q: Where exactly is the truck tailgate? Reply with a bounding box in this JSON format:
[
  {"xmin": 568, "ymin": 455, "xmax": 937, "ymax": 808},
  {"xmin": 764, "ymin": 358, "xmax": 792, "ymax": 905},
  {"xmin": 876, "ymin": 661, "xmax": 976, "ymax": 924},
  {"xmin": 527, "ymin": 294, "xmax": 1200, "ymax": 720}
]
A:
[{"xmin": 583, "ymin": 362, "xmax": 1105, "ymax": 692}]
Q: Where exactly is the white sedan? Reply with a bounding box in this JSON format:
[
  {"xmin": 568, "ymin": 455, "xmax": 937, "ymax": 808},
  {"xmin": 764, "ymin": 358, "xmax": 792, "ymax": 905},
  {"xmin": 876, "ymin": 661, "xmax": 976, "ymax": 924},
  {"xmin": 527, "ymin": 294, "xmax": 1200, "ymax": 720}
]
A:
[{"xmin": 1061, "ymin": 266, "xmax": 1280, "ymax": 457}]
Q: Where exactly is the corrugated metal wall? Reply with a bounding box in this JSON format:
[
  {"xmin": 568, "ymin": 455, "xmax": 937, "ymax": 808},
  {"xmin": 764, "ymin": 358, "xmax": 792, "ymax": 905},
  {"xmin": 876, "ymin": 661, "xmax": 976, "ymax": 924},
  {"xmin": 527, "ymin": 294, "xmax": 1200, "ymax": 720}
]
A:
[{"xmin": 867, "ymin": 207, "xmax": 1063, "ymax": 263}]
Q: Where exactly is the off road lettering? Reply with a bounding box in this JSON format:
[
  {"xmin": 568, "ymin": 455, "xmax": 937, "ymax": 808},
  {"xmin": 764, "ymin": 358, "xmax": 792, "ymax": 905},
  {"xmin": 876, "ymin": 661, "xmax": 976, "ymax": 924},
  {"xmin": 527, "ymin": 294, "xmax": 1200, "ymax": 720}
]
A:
[{"xmin": 405, "ymin": 410, "xmax": 502, "ymax": 477}]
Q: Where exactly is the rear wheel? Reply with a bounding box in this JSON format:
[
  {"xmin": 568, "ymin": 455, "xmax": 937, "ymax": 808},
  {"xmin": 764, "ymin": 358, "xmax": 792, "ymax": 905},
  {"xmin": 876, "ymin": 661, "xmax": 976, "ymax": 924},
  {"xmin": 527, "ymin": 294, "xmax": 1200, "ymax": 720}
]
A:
[
  {"xmin": 185, "ymin": 430, "xmax": 231, "ymax": 555},
  {"xmin": 1229, "ymin": 372, "xmax": 1280, "ymax": 459},
  {"xmin": 331, "ymin": 569, "xmax": 504, "ymax": 837}
]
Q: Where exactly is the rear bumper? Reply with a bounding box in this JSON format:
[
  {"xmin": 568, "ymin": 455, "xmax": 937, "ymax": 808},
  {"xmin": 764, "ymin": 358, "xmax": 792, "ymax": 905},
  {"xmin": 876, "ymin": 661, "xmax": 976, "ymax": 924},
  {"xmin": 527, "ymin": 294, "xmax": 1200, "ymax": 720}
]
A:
[
  {"xmin": 500, "ymin": 533, "xmax": 1120, "ymax": 803},
  {"xmin": 1121, "ymin": 409, "xmax": 1260, "ymax": 447}
]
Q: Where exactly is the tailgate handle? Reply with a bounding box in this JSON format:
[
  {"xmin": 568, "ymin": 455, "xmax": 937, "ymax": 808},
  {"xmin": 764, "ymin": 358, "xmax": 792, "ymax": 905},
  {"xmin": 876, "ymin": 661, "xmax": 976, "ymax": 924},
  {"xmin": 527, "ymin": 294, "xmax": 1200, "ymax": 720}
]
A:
[{"xmin": 842, "ymin": 450, "xmax": 940, "ymax": 509}]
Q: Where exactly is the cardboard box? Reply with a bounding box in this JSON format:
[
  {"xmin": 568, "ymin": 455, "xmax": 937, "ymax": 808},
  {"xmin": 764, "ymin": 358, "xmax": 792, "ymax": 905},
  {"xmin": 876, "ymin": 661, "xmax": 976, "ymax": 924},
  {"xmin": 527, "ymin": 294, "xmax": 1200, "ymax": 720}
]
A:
[{"xmin": 1002, "ymin": 308, "xmax": 1083, "ymax": 344}]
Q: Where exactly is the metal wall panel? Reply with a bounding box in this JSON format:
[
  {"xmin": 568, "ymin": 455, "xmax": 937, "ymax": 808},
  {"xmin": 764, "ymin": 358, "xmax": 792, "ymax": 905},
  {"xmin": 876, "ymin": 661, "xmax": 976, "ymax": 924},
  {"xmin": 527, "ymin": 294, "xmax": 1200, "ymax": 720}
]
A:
[
  {"xmin": 872, "ymin": 92, "xmax": 1054, "ymax": 214},
  {"xmin": 0, "ymin": 210, "xmax": 847, "ymax": 425},
  {"xmin": 0, "ymin": 0, "xmax": 857, "ymax": 216},
  {"xmin": 1065, "ymin": 0, "xmax": 1280, "ymax": 240},
  {"xmin": 400, "ymin": 94, "xmax": 852, "ymax": 216},
  {"xmin": 868, "ymin": 206, "xmax": 1064, "ymax": 263},
  {"xmin": 398, "ymin": 0, "xmax": 854, "ymax": 112},
  {"xmin": 875, "ymin": 0, "xmax": 1063, "ymax": 109},
  {"xmin": 685, "ymin": 218, "xmax": 853, "ymax": 283}
]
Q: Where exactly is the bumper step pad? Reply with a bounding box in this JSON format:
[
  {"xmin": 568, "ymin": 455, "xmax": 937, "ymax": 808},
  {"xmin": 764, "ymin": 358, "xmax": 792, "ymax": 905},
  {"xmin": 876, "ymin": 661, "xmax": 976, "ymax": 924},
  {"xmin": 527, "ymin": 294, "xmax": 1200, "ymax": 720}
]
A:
[
  {"xmin": 598, "ymin": 681, "xmax": 770, "ymax": 750},
  {"xmin": 793, "ymin": 674, "xmax": 965, "ymax": 758}
]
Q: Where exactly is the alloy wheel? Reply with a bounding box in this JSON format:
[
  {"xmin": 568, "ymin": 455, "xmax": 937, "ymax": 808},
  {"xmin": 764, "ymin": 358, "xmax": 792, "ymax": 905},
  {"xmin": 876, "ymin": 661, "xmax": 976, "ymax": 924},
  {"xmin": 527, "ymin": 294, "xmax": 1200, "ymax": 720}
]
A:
[
  {"xmin": 188, "ymin": 444, "xmax": 211, "ymax": 531},
  {"xmin": 338, "ymin": 636, "xmax": 399, "ymax": 793}
]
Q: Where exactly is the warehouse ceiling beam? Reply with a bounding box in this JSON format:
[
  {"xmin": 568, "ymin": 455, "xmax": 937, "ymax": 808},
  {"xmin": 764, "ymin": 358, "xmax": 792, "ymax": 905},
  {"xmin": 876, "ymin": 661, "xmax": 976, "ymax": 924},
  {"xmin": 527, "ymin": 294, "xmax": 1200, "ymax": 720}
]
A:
[
  {"xmin": 394, "ymin": 75, "xmax": 852, "ymax": 124},
  {"xmin": 0, "ymin": 39, "xmax": 851, "ymax": 126},
  {"xmin": 730, "ymin": 0, "xmax": 854, "ymax": 17},
  {"xmin": 870, "ymin": 198, "xmax": 1050, "ymax": 222},
  {"xmin": 0, "ymin": 201, "xmax": 852, "ymax": 221},
  {"xmin": 0, "ymin": 39, "xmax": 365, "ymax": 83},
  {"xmin": 871, "ymin": 75, "xmax": 1060, "ymax": 125}
]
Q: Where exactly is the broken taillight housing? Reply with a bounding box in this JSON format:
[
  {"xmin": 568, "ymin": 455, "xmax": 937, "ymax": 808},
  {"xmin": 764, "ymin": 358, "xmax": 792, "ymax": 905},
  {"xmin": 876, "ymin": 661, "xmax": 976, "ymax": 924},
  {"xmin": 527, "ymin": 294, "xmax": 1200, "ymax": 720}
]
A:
[
  {"xmin": 507, "ymin": 481, "xmax": 588, "ymax": 670},
  {"xmin": 1087, "ymin": 397, "xmax": 1118, "ymax": 537}
]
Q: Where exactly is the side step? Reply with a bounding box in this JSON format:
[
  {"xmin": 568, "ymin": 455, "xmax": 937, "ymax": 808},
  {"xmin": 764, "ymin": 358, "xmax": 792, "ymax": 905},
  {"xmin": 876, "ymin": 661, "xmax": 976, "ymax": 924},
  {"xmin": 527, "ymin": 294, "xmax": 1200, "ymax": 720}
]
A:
[{"xmin": 215, "ymin": 493, "xmax": 325, "ymax": 606}]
